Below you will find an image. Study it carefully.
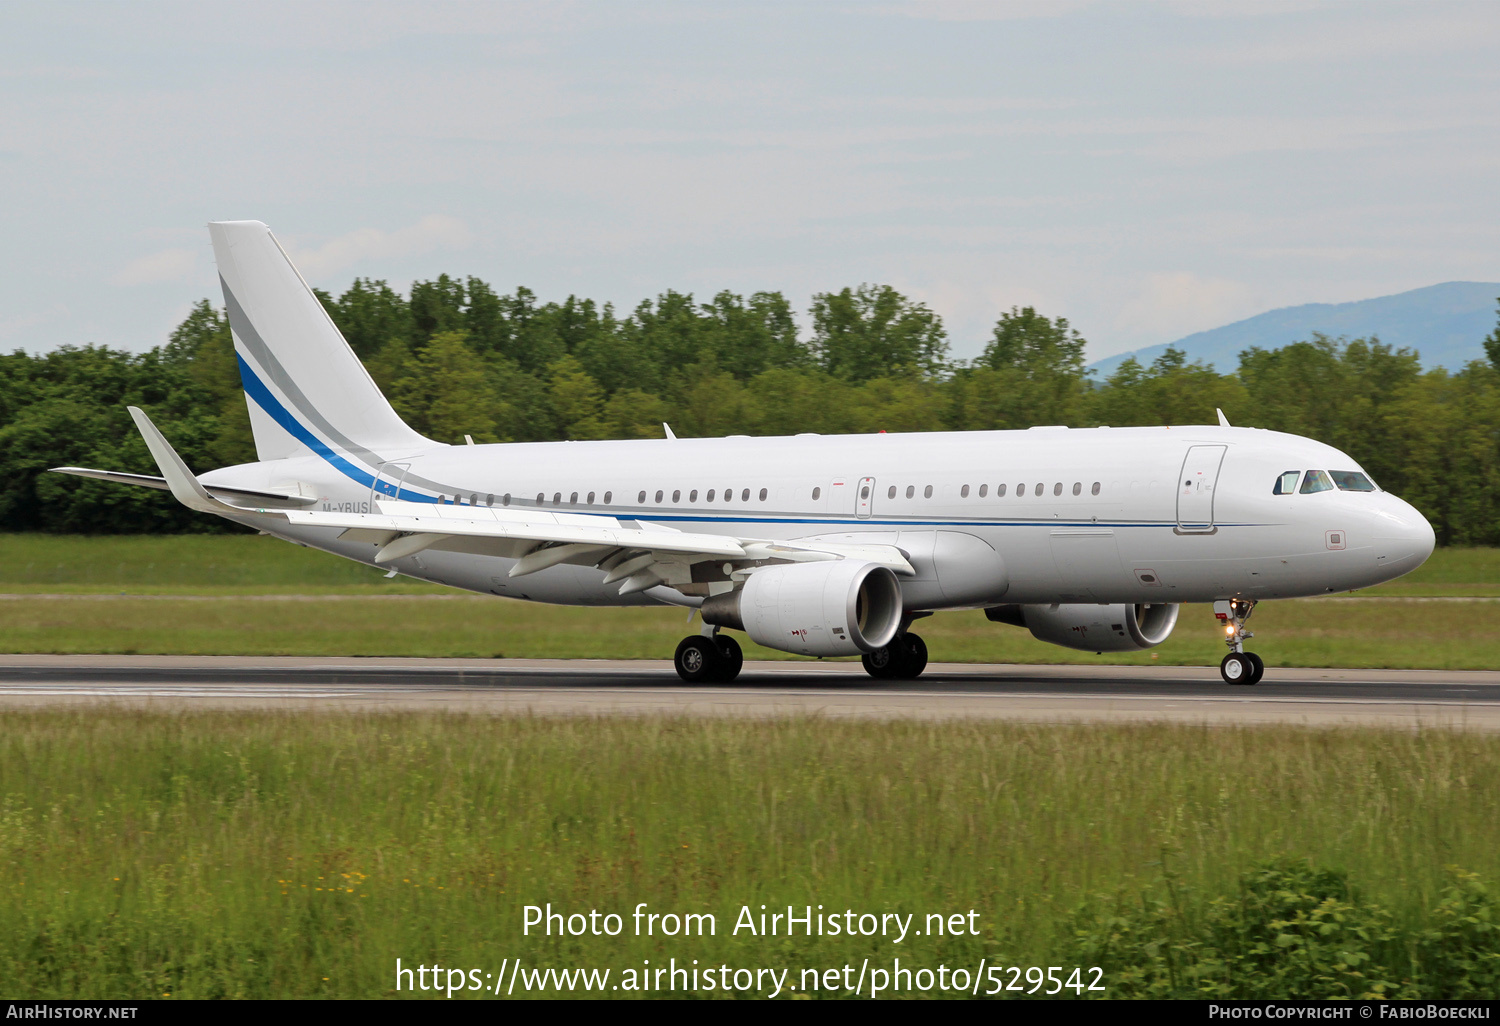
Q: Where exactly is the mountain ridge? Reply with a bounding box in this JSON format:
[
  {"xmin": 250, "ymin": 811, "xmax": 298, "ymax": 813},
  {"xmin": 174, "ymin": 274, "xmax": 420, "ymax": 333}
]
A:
[{"xmin": 1087, "ymin": 281, "xmax": 1500, "ymax": 378}]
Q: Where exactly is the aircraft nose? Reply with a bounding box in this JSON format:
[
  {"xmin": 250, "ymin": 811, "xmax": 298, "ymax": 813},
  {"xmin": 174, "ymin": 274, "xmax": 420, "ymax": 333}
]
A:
[{"xmin": 1373, "ymin": 497, "xmax": 1435, "ymax": 577}]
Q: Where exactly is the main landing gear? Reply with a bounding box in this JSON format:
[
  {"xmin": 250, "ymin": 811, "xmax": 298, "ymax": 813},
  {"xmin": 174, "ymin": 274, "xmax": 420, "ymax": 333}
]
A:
[
  {"xmin": 673, "ymin": 629, "xmax": 743, "ymax": 683},
  {"xmin": 1215, "ymin": 598, "xmax": 1264, "ymax": 685},
  {"xmin": 862, "ymin": 632, "xmax": 928, "ymax": 680}
]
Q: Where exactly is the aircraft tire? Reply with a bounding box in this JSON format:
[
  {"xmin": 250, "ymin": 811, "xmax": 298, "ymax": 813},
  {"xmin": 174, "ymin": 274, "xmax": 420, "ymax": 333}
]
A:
[
  {"xmin": 1245, "ymin": 651, "xmax": 1265, "ymax": 685},
  {"xmin": 861, "ymin": 645, "xmax": 898, "ymax": 679},
  {"xmin": 715, "ymin": 635, "xmax": 744, "ymax": 682},
  {"xmin": 895, "ymin": 633, "xmax": 928, "ymax": 679},
  {"xmin": 863, "ymin": 633, "xmax": 930, "ymax": 680},
  {"xmin": 675, "ymin": 636, "xmax": 723, "ymax": 683},
  {"xmin": 1220, "ymin": 652, "xmax": 1255, "ymax": 685}
]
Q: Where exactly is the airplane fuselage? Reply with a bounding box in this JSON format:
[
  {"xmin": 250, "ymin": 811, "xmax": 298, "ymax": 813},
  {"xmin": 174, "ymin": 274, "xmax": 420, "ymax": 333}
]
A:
[{"xmin": 201, "ymin": 423, "xmax": 1436, "ymax": 609}]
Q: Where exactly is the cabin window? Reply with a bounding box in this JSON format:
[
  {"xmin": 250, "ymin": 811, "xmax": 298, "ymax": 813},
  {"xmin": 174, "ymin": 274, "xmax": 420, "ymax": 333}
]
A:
[
  {"xmin": 689, "ymin": 489, "xmax": 698, "ymax": 502},
  {"xmin": 997, "ymin": 483, "xmax": 1006, "ymax": 497},
  {"xmin": 638, "ymin": 490, "xmax": 647, "ymax": 503},
  {"xmin": 1300, "ymin": 470, "xmax": 1334, "ymax": 494},
  {"xmin": 961, "ymin": 484, "xmax": 970, "ymax": 498},
  {"xmin": 707, "ymin": 489, "xmax": 716, "ymax": 502},
  {"xmin": 759, "ymin": 488, "xmax": 768, "ymax": 501},
  {"xmin": 486, "ymin": 494, "xmax": 494, "ymax": 506},
  {"xmin": 1091, "ymin": 482, "xmax": 1100, "ymax": 496},
  {"xmin": 553, "ymin": 492, "xmax": 562, "ymax": 504},
  {"xmin": 1273, "ymin": 471, "xmax": 1300, "ymax": 495},
  {"xmin": 906, "ymin": 485, "xmax": 915, "ymax": 499},
  {"xmin": 1036, "ymin": 483, "xmax": 1045, "ymax": 496},
  {"xmin": 1016, "ymin": 483, "xmax": 1026, "ymax": 496},
  {"xmin": 741, "ymin": 488, "xmax": 750, "ymax": 502},
  {"xmin": 1331, "ymin": 470, "xmax": 1377, "ymax": 492},
  {"xmin": 503, "ymin": 493, "xmax": 511, "ymax": 506},
  {"xmin": 655, "ymin": 490, "xmax": 664, "ymax": 503},
  {"xmin": 570, "ymin": 492, "xmax": 578, "ymax": 504},
  {"xmin": 587, "ymin": 492, "xmax": 595, "ymax": 504},
  {"xmin": 813, "ymin": 487, "xmax": 821, "ymax": 500},
  {"xmin": 887, "ymin": 485, "xmax": 896, "ymax": 499},
  {"xmin": 469, "ymin": 493, "xmax": 477, "ymax": 505},
  {"xmin": 603, "ymin": 491, "xmax": 611, "ymax": 504},
  {"xmin": 1053, "ymin": 482, "xmax": 1063, "ymax": 496},
  {"xmin": 672, "ymin": 490, "xmax": 681, "ymax": 503},
  {"xmin": 724, "ymin": 489, "xmax": 733, "ymax": 502},
  {"xmin": 924, "ymin": 485, "xmax": 933, "ymax": 499},
  {"xmin": 979, "ymin": 484, "xmax": 988, "ymax": 497},
  {"xmin": 536, "ymin": 493, "xmax": 545, "ymax": 505},
  {"xmin": 860, "ymin": 484, "xmax": 869, "ymax": 499},
  {"xmin": 1072, "ymin": 482, "xmax": 1081, "ymax": 496}
]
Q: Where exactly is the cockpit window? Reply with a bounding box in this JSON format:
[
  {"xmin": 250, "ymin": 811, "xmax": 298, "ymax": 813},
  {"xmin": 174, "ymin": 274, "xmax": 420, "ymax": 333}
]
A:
[
  {"xmin": 1330, "ymin": 470, "xmax": 1377, "ymax": 492},
  {"xmin": 1273, "ymin": 471, "xmax": 1300, "ymax": 495},
  {"xmin": 1299, "ymin": 469, "xmax": 1334, "ymax": 494}
]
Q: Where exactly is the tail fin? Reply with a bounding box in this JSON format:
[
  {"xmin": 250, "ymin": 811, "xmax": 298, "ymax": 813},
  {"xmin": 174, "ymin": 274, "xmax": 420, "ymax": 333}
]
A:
[{"xmin": 209, "ymin": 220, "xmax": 432, "ymax": 464}]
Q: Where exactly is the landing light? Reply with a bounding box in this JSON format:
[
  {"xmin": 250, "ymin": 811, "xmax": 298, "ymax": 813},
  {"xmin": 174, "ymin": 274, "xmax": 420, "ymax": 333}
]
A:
[{"xmin": 1225, "ymin": 625, "xmax": 1235, "ymax": 636}]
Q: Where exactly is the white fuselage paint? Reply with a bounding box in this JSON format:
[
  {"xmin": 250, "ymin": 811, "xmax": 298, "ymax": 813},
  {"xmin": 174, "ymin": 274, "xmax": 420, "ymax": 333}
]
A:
[{"xmin": 200, "ymin": 424, "xmax": 1436, "ymax": 610}]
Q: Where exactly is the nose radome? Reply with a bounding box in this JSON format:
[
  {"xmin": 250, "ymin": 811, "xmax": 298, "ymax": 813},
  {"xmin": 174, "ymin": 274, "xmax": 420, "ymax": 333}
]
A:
[{"xmin": 1374, "ymin": 498, "xmax": 1435, "ymax": 576}]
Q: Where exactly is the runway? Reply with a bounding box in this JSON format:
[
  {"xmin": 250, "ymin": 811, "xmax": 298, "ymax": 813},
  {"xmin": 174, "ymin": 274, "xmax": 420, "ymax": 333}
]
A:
[{"xmin": 1, "ymin": 655, "xmax": 1498, "ymax": 727}]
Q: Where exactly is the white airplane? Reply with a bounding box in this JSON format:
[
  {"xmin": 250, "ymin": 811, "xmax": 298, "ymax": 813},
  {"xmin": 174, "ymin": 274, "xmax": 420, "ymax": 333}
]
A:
[{"xmin": 55, "ymin": 221, "xmax": 1436, "ymax": 685}]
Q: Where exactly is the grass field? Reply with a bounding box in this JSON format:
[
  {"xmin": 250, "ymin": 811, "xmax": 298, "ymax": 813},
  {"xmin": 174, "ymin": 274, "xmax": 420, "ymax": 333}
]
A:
[
  {"xmin": 2, "ymin": 711, "xmax": 1497, "ymax": 999},
  {"xmin": 0, "ymin": 535, "xmax": 1496, "ymax": 667}
]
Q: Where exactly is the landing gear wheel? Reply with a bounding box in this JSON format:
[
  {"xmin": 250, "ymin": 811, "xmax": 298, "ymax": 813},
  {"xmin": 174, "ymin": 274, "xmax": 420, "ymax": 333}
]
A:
[
  {"xmin": 714, "ymin": 635, "xmax": 743, "ymax": 682},
  {"xmin": 1220, "ymin": 652, "xmax": 1256, "ymax": 685},
  {"xmin": 1245, "ymin": 651, "xmax": 1265, "ymax": 685},
  {"xmin": 862, "ymin": 633, "xmax": 929, "ymax": 680},
  {"xmin": 674, "ymin": 636, "xmax": 722, "ymax": 683},
  {"xmin": 897, "ymin": 633, "xmax": 928, "ymax": 679},
  {"xmin": 862, "ymin": 645, "xmax": 897, "ymax": 679}
]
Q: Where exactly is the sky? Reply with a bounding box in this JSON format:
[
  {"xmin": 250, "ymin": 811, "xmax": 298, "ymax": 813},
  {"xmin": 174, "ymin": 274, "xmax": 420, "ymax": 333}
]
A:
[{"xmin": 3, "ymin": 0, "xmax": 1499, "ymax": 364}]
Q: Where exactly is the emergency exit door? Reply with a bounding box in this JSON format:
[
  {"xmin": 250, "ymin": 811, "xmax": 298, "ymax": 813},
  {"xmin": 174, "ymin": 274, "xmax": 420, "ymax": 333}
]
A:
[
  {"xmin": 1177, "ymin": 445, "xmax": 1226, "ymax": 532},
  {"xmin": 856, "ymin": 477, "xmax": 876, "ymax": 518}
]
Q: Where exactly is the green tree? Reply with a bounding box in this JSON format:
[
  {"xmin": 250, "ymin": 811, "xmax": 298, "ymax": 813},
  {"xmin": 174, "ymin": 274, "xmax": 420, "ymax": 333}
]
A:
[
  {"xmin": 1086, "ymin": 348, "xmax": 1247, "ymax": 428},
  {"xmin": 1485, "ymin": 298, "xmax": 1500, "ymax": 370},
  {"xmin": 317, "ymin": 279, "xmax": 412, "ymax": 359},
  {"xmin": 387, "ymin": 331, "xmax": 499, "ymax": 444},
  {"xmin": 808, "ymin": 284, "xmax": 948, "ymax": 382},
  {"xmin": 546, "ymin": 355, "xmax": 610, "ymax": 441}
]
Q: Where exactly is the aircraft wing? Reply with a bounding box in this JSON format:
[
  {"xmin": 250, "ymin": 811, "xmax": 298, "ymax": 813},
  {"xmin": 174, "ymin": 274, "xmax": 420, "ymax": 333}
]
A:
[
  {"xmin": 49, "ymin": 466, "xmax": 318, "ymax": 507},
  {"xmin": 280, "ymin": 502, "xmax": 914, "ymax": 595},
  {"xmin": 116, "ymin": 405, "xmax": 914, "ymax": 597}
]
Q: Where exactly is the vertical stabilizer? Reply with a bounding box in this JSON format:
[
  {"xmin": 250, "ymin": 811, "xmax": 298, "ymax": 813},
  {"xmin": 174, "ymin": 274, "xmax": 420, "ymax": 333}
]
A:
[{"xmin": 209, "ymin": 220, "xmax": 433, "ymax": 464}]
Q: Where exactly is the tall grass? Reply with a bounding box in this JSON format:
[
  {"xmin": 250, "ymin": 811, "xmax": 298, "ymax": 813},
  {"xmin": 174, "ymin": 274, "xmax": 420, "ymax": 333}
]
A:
[{"xmin": 1, "ymin": 711, "xmax": 1497, "ymax": 997}]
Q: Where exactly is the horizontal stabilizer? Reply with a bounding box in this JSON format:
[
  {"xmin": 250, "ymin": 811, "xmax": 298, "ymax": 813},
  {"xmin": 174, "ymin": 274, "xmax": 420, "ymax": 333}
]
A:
[{"xmin": 49, "ymin": 466, "xmax": 317, "ymax": 507}]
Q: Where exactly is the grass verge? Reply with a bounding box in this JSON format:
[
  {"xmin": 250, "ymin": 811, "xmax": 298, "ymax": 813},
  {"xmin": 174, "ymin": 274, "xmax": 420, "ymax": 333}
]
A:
[
  {"xmin": 1, "ymin": 593, "xmax": 1498, "ymax": 668},
  {"xmin": 2, "ymin": 711, "xmax": 1497, "ymax": 999}
]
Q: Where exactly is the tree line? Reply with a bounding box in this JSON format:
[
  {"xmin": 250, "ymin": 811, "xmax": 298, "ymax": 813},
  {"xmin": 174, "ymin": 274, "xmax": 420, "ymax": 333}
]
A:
[{"xmin": 3, "ymin": 274, "xmax": 1499, "ymax": 544}]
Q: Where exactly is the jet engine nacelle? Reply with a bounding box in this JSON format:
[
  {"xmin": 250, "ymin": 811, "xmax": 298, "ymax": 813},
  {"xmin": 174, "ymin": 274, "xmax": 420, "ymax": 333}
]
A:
[
  {"xmin": 985, "ymin": 602, "xmax": 1179, "ymax": 652},
  {"xmin": 700, "ymin": 560, "xmax": 903, "ymax": 657}
]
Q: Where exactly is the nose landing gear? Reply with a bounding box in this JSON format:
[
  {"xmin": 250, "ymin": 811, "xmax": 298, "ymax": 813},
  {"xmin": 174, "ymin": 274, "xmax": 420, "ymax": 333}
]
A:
[{"xmin": 1215, "ymin": 599, "xmax": 1264, "ymax": 685}]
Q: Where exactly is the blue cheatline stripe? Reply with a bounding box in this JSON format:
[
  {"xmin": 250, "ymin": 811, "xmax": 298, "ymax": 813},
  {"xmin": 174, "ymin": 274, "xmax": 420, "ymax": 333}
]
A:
[{"xmin": 236, "ymin": 353, "xmax": 438, "ymax": 503}]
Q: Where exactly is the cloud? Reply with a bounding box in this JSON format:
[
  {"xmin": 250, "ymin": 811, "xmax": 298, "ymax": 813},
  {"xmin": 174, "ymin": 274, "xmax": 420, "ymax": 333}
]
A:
[
  {"xmin": 867, "ymin": 0, "xmax": 1090, "ymax": 22},
  {"xmin": 281, "ymin": 215, "xmax": 474, "ymax": 279},
  {"xmin": 112, "ymin": 248, "xmax": 197, "ymax": 287},
  {"xmin": 0, "ymin": 303, "xmax": 69, "ymax": 343},
  {"xmin": 1114, "ymin": 272, "xmax": 1258, "ymax": 345}
]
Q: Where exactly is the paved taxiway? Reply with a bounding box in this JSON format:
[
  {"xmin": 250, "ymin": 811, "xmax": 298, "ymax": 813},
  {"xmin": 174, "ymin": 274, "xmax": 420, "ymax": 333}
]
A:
[{"xmin": 1, "ymin": 655, "xmax": 1497, "ymax": 727}]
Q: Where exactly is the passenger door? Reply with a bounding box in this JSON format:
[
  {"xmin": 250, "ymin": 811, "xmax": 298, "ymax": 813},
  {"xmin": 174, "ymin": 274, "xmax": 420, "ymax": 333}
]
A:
[{"xmin": 1177, "ymin": 445, "xmax": 1227, "ymax": 532}]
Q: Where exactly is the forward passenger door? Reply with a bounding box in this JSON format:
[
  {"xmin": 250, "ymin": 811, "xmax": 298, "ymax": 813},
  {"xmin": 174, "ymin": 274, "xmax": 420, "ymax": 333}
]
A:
[{"xmin": 1177, "ymin": 445, "xmax": 1227, "ymax": 533}]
